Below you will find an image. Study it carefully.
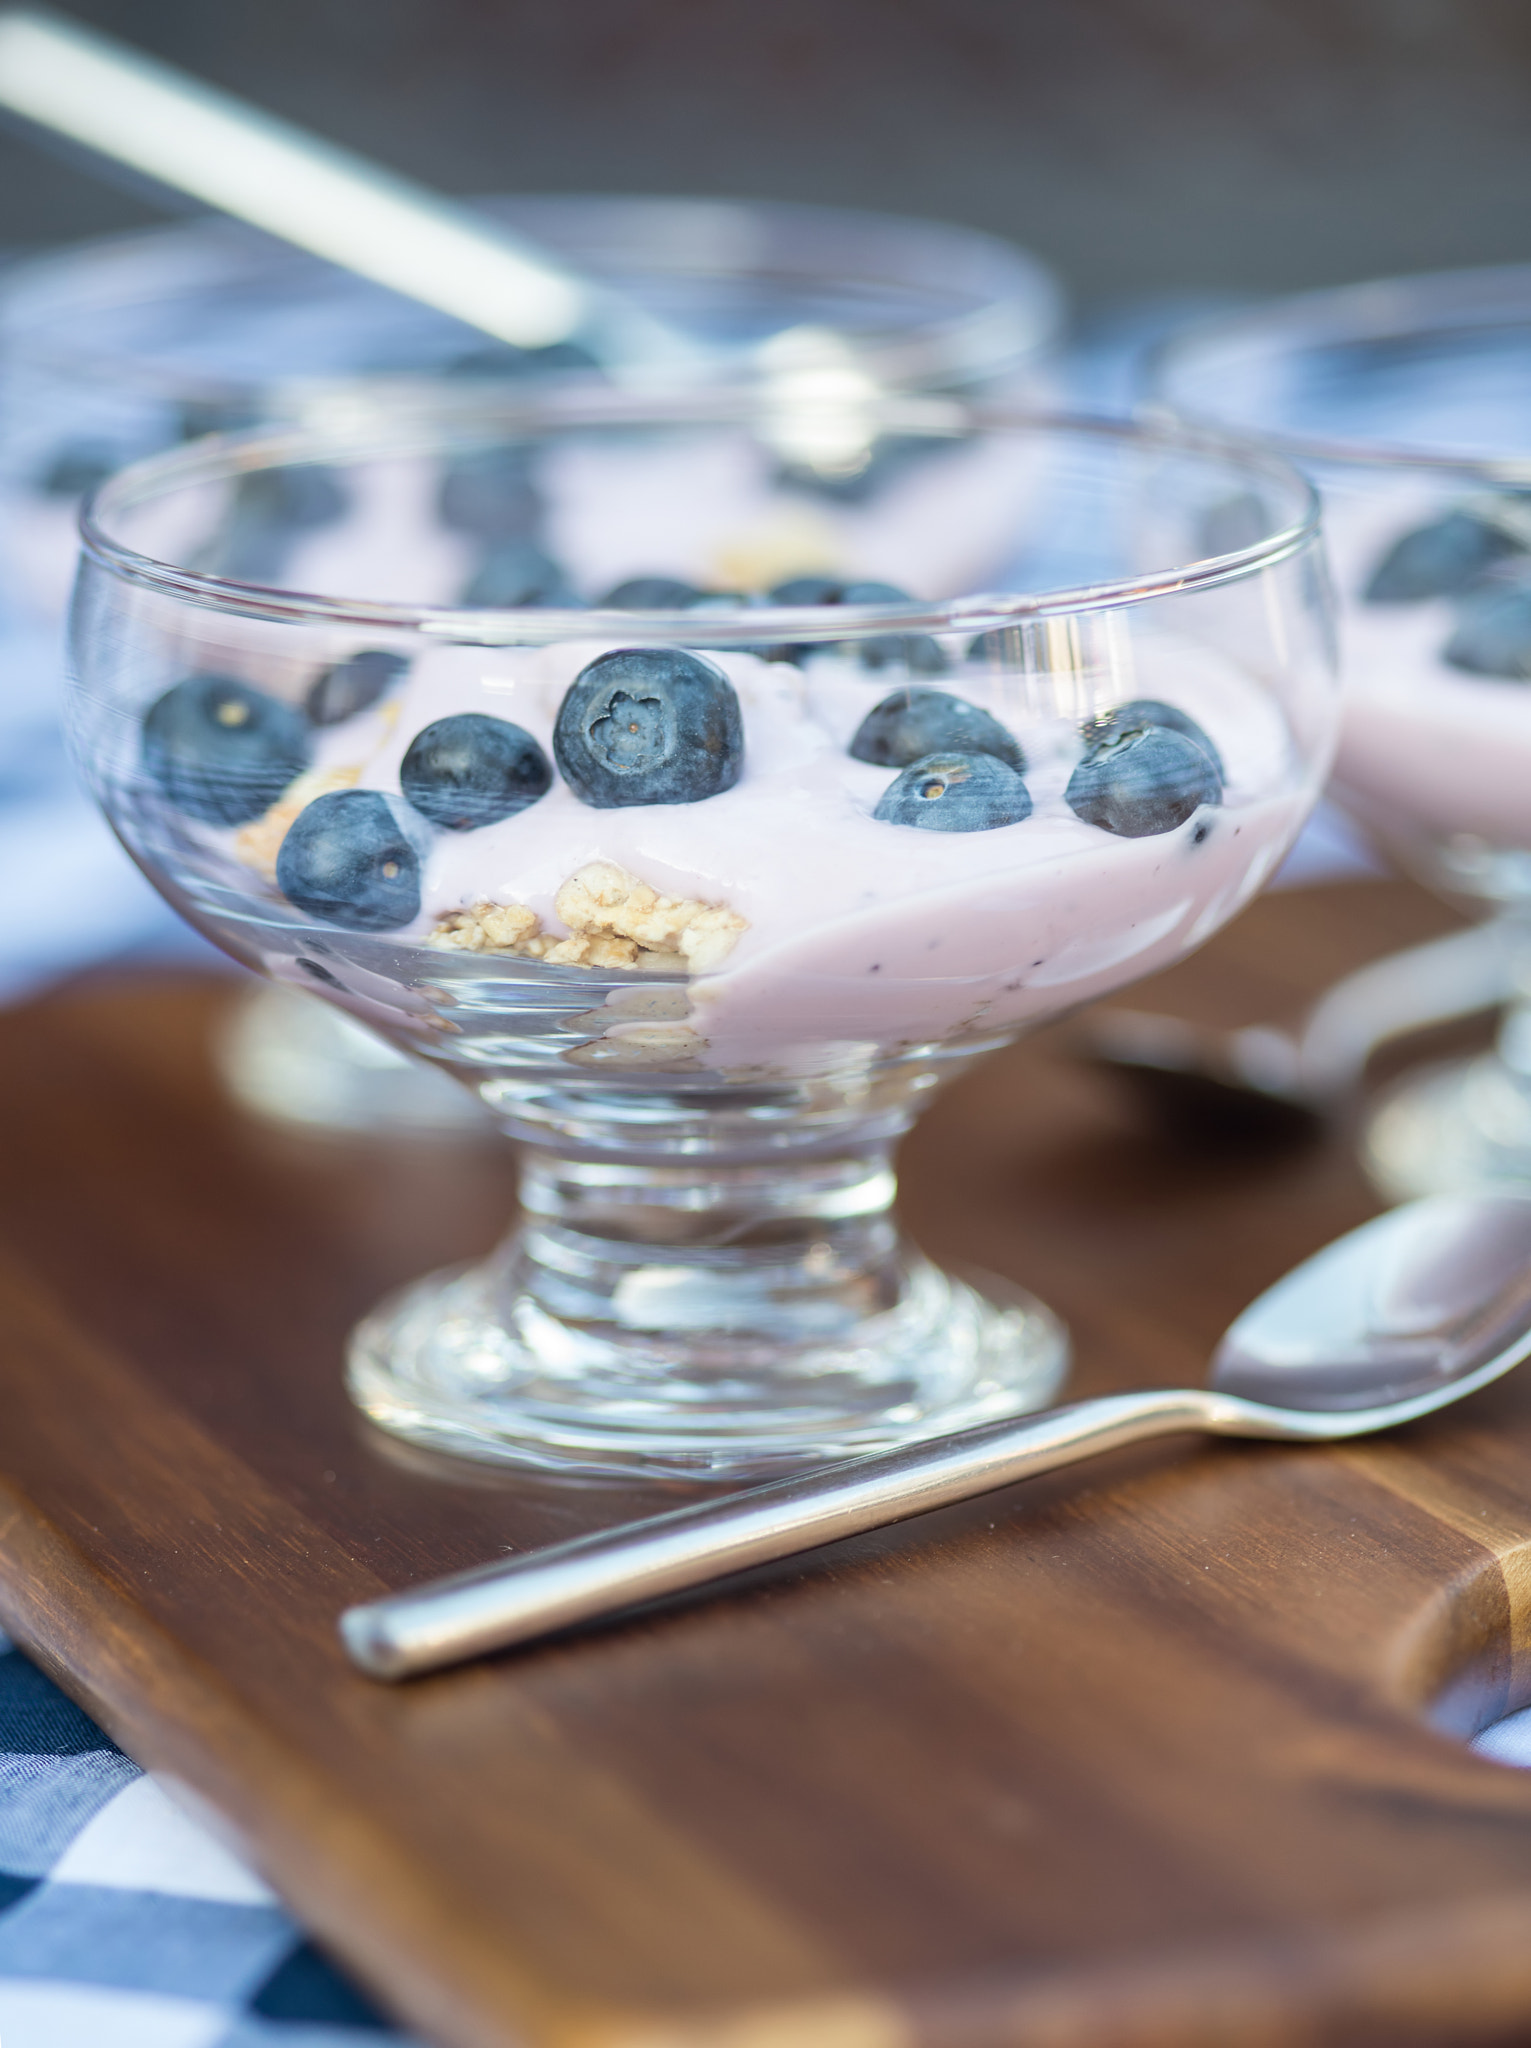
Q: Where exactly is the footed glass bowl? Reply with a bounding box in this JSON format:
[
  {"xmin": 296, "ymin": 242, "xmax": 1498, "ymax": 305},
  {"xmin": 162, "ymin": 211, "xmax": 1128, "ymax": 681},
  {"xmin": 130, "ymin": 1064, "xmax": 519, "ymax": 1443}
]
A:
[
  {"xmin": 1151, "ymin": 268, "xmax": 1531, "ymax": 1200},
  {"xmin": 0, "ymin": 194, "xmax": 1063, "ymax": 1138},
  {"xmin": 66, "ymin": 392, "xmax": 1335, "ymax": 1477}
]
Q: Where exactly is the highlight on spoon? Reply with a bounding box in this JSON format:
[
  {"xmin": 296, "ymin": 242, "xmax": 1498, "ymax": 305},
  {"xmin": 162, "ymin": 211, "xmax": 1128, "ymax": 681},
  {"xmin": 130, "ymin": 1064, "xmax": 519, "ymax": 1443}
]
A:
[{"xmin": 1211, "ymin": 1193, "xmax": 1531, "ymax": 1412}]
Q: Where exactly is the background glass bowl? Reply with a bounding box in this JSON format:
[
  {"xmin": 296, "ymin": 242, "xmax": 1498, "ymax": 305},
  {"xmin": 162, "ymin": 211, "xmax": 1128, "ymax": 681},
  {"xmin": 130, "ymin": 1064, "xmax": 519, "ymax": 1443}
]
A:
[
  {"xmin": 1150, "ymin": 267, "xmax": 1531, "ymax": 1199},
  {"xmin": 67, "ymin": 392, "xmax": 1335, "ymax": 1478},
  {"xmin": 0, "ymin": 192, "xmax": 1064, "ymax": 1134}
]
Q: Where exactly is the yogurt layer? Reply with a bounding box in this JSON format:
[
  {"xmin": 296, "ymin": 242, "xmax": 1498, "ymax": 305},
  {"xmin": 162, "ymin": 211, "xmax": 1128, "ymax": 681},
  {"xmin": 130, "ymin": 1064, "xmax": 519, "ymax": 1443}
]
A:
[{"xmin": 252, "ymin": 632, "xmax": 1314, "ymax": 1072}]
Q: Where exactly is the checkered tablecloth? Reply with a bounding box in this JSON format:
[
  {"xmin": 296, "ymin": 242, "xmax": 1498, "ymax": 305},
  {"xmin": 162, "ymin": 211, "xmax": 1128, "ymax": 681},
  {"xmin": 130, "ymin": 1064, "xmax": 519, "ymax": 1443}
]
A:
[{"xmin": 0, "ymin": 1629, "xmax": 415, "ymax": 2046}]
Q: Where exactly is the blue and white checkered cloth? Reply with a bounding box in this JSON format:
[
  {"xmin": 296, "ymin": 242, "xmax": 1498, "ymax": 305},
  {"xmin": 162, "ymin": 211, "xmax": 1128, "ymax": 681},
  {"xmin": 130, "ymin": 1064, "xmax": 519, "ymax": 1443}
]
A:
[{"xmin": 0, "ymin": 1629, "xmax": 414, "ymax": 2045}]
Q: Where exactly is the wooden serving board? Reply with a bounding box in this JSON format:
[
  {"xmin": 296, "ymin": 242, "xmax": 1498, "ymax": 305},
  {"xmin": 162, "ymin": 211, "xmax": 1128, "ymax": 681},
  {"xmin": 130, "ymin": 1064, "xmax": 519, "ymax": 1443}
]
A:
[{"xmin": 10, "ymin": 882, "xmax": 1531, "ymax": 2048}]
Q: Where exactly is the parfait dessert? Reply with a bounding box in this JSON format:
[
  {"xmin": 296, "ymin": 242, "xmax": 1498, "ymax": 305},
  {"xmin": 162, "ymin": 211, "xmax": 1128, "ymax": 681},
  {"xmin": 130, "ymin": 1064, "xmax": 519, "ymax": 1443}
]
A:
[
  {"xmin": 1152, "ymin": 267, "xmax": 1531, "ymax": 1197},
  {"xmin": 67, "ymin": 393, "xmax": 1335, "ymax": 1476}
]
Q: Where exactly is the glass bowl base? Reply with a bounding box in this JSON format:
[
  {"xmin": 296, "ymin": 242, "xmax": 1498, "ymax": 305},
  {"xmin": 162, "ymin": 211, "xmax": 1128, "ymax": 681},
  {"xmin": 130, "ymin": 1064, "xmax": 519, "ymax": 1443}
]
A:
[
  {"xmin": 1364, "ymin": 1054, "xmax": 1531, "ymax": 1202},
  {"xmin": 346, "ymin": 1253, "xmax": 1068, "ymax": 1480}
]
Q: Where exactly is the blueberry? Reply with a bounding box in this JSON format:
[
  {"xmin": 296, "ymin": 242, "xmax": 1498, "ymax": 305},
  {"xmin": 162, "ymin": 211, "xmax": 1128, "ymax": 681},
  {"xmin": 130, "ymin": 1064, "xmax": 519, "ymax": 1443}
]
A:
[
  {"xmin": 438, "ymin": 444, "xmax": 540, "ymax": 539},
  {"xmin": 1443, "ymin": 585, "xmax": 1531, "ymax": 679},
  {"xmin": 599, "ymin": 575, "xmax": 707, "ymax": 609},
  {"xmin": 770, "ymin": 575, "xmax": 845, "ymax": 605},
  {"xmin": 850, "ymin": 688, "xmax": 1025, "ymax": 772},
  {"xmin": 306, "ymin": 650, "xmax": 410, "ymax": 727},
  {"xmin": 873, "ymin": 751, "xmax": 1032, "ymax": 832},
  {"xmin": 1364, "ymin": 508, "xmax": 1527, "ymax": 603},
  {"xmin": 461, "ymin": 540, "xmax": 578, "ymax": 607},
  {"xmin": 141, "ymin": 675, "xmax": 310, "ymax": 825},
  {"xmin": 1080, "ymin": 698, "xmax": 1224, "ymax": 778},
  {"xmin": 766, "ymin": 577, "xmax": 945, "ymax": 672},
  {"xmin": 400, "ymin": 712, "xmax": 552, "ymax": 829},
  {"xmin": 554, "ymin": 648, "xmax": 743, "ymax": 807},
  {"xmin": 205, "ymin": 465, "xmax": 348, "ymax": 582},
  {"xmin": 966, "ymin": 626, "xmax": 1027, "ymax": 668},
  {"xmin": 276, "ymin": 790, "xmax": 421, "ymax": 931},
  {"xmin": 36, "ymin": 440, "xmax": 116, "ymax": 499},
  {"xmin": 1197, "ymin": 492, "xmax": 1271, "ymax": 556},
  {"xmin": 839, "ymin": 582, "xmax": 949, "ymax": 675},
  {"xmin": 1065, "ymin": 726, "xmax": 1223, "ymax": 838}
]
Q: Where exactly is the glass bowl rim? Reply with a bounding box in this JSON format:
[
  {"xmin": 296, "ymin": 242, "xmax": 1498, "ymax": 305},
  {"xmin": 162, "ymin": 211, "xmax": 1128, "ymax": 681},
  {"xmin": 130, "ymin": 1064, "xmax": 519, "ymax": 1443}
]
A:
[
  {"xmin": 1, "ymin": 193, "xmax": 1066, "ymax": 409},
  {"xmin": 78, "ymin": 389, "xmax": 1322, "ymax": 644},
  {"xmin": 1146, "ymin": 260, "xmax": 1531, "ymax": 480}
]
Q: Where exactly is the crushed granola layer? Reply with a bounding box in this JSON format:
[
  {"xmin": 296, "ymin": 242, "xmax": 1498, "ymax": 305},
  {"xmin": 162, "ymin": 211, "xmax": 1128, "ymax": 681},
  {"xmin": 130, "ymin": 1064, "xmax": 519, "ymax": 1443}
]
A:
[{"xmin": 429, "ymin": 860, "xmax": 747, "ymax": 975}]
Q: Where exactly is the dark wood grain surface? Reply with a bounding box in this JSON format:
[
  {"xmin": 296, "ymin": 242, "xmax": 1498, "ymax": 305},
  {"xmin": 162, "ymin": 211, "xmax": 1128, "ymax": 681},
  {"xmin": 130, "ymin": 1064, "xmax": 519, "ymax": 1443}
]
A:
[{"xmin": 8, "ymin": 881, "xmax": 1531, "ymax": 2048}]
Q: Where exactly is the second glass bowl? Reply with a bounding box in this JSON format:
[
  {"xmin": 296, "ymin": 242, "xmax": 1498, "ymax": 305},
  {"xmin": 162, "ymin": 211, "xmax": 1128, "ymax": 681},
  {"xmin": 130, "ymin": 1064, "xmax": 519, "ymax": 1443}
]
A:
[
  {"xmin": 67, "ymin": 392, "xmax": 1335, "ymax": 1477},
  {"xmin": 1151, "ymin": 267, "xmax": 1531, "ymax": 1198}
]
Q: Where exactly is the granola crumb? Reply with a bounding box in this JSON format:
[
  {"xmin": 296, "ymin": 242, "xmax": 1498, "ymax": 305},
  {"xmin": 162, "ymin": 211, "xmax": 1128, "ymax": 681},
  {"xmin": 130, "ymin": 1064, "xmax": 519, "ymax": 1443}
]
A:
[
  {"xmin": 236, "ymin": 766, "xmax": 361, "ymax": 880},
  {"xmin": 554, "ymin": 861, "xmax": 747, "ymax": 972},
  {"xmin": 429, "ymin": 900, "xmax": 540, "ymax": 953},
  {"xmin": 427, "ymin": 861, "xmax": 747, "ymax": 974}
]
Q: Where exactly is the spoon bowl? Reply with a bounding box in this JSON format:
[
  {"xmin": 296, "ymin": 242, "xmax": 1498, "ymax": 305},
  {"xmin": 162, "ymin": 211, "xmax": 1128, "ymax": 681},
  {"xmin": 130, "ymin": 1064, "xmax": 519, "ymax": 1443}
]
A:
[{"xmin": 341, "ymin": 1194, "xmax": 1531, "ymax": 1678}]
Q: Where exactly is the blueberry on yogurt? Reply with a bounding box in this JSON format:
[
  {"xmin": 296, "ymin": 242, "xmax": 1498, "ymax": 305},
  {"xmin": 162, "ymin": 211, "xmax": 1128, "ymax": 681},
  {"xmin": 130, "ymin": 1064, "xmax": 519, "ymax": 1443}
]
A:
[
  {"xmin": 839, "ymin": 581, "xmax": 949, "ymax": 676},
  {"xmin": 1364, "ymin": 507, "xmax": 1528, "ymax": 604},
  {"xmin": 555, "ymin": 648, "xmax": 743, "ymax": 807},
  {"xmin": 1443, "ymin": 584, "xmax": 1531, "ymax": 679},
  {"xmin": 1066, "ymin": 726, "xmax": 1222, "ymax": 838},
  {"xmin": 461, "ymin": 540, "xmax": 578, "ymax": 608},
  {"xmin": 306, "ymin": 649, "xmax": 410, "ymax": 727},
  {"xmin": 401, "ymin": 713, "xmax": 553, "ymax": 829},
  {"xmin": 850, "ymin": 688, "xmax": 1025, "ymax": 772},
  {"xmin": 599, "ymin": 575, "xmax": 707, "ymax": 608},
  {"xmin": 142, "ymin": 675, "xmax": 310, "ymax": 825},
  {"xmin": 276, "ymin": 790, "xmax": 421, "ymax": 931},
  {"xmin": 873, "ymin": 751, "xmax": 1032, "ymax": 832},
  {"xmin": 1080, "ymin": 698, "xmax": 1224, "ymax": 778}
]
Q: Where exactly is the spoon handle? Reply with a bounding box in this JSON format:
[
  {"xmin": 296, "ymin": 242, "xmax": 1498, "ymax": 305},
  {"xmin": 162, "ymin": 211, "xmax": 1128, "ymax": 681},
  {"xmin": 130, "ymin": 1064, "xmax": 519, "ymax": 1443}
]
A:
[
  {"xmin": 0, "ymin": 9, "xmax": 688, "ymax": 366},
  {"xmin": 340, "ymin": 1388, "xmax": 1221, "ymax": 1679}
]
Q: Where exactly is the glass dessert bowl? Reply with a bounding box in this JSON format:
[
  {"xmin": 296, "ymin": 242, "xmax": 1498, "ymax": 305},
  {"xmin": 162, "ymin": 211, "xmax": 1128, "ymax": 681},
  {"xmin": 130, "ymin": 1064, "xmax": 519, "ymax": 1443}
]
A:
[
  {"xmin": 1151, "ymin": 268, "xmax": 1531, "ymax": 1199},
  {"xmin": 66, "ymin": 391, "xmax": 1335, "ymax": 1478},
  {"xmin": 0, "ymin": 194, "xmax": 1063, "ymax": 1138}
]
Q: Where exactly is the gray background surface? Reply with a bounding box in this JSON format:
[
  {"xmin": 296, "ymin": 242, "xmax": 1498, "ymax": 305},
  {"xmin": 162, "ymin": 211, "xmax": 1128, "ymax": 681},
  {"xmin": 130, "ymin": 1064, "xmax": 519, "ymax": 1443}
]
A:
[{"xmin": 1, "ymin": 0, "xmax": 1527, "ymax": 306}]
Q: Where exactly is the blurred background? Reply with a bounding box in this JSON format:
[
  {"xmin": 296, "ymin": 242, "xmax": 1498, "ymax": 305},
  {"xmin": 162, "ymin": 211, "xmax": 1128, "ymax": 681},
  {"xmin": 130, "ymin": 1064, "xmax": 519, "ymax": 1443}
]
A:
[{"xmin": 2, "ymin": 0, "xmax": 1530, "ymax": 307}]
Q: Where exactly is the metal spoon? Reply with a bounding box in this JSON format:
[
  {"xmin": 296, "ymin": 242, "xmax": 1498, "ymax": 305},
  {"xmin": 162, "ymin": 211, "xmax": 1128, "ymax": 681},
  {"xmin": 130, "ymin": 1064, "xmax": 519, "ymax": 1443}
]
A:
[
  {"xmin": 1081, "ymin": 917, "xmax": 1515, "ymax": 1144},
  {"xmin": 341, "ymin": 1193, "xmax": 1531, "ymax": 1679},
  {"xmin": 0, "ymin": 7, "xmax": 696, "ymax": 372}
]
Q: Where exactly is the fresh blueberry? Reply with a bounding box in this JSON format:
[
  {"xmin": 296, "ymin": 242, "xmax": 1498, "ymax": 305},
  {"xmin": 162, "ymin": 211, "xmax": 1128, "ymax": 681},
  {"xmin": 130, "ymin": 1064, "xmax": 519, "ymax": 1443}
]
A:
[
  {"xmin": 276, "ymin": 790, "xmax": 421, "ymax": 931},
  {"xmin": 1080, "ymin": 698, "xmax": 1224, "ymax": 778},
  {"xmin": 873, "ymin": 751, "xmax": 1032, "ymax": 832},
  {"xmin": 306, "ymin": 650, "xmax": 410, "ymax": 727},
  {"xmin": 1443, "ymin": 584, "xmax": 1531, "ymax": 679},
  {"xmin": 966, "ymin": 626, "xmax": 1028, "ymax": 668},
  {"xmin": 688, "ymin": 590, "xmax": 761, "ymax": 613},
  {"xmin": 770, "ymin": 575, "xmax": 845, "ymax": 605},
  {"xmin": 765, "ymin": 576, "xmax": 945, "ymax": 672},
  {"xmin": 1065, "ymin": 726, "xmax": 1222, "ymax": 838},
  {"xmin": 36, "ymin": 440, "xmax": 116, "ymax": 499},
  {"xmin": 599, "ymin": 575, "xmax": 707, "ymax": 609},
  {"xmin": 850, "ymin": 688, "xmax": 1025, "ymax": 772},
  {"xmin": 141, "ymin": 675, "xmax": 310, "ymax": 825},
  {"xmin": 461, "ymin": 539, "xmax": 578, "ymax": 607},
  {"xmin": 839, "ymin": 581, "xmax": 949, "ymax": 675},
  {"xmin": 400, "ymin": 712, "xmax": 552, "ymax": 829},
  {"xmin": 555, "ymin": 648, "xmax": 743, "ymax": 807},
  {"xmin": 1197, "ymin": 492, "xmax": 1271, "ymax": 556},
  {"xmin": 1364, "ymin": 508, "xmax": 1527, "ymax": 603},
  {"xmin": 206, "ymin": 465, "xmax": 348, "ymax": 582},
  {"xmin": 438, "ymin": 444, "xmax": 540, "ymax": 539}
]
